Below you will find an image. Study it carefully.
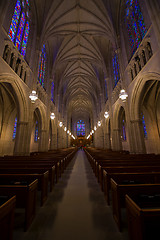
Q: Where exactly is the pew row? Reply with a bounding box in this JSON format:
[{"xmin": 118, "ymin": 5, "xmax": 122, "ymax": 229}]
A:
[
  {"xmin": 111, "ymin": 178, "xmax": 160, "ymax": 231},
  {"xmin": 0, "ymin": 171, "xmax": 49, "ymax": 206},
  {"xmin": 0, "ymin": 179, "xmax": 38, "ymax": 231},
  {"xmin": 0, "ymin": 195, "xmax": 16, "ymax": 240},
  {"xmin": 126, "ymin": 194, "xmax": 160, "ymax": 240}
]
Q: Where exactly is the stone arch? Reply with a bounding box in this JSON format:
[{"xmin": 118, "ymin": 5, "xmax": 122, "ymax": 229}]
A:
[
  {"xmin": 112, "ymin": 103, "xmax": 129, "ymax": 151},
  {"xmin": 0, "ymin": 73, "xmax": 29, "ymax": 155},
  {"xmin": 130, "ymin": 72, "xmax": 160, "ymax": 153},
  {"xmin": 30, "ymin": 103, "xmax": 48, "ymax": 153}
]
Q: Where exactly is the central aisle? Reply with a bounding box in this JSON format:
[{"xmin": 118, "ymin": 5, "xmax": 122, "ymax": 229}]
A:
[{"xmin": 20, "ymin": 150, "xmax": 128, "ymax": 240}]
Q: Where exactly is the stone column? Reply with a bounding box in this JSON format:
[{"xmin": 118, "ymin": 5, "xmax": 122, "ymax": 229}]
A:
[
  {"xmin": 112, "ymin": 129, "xmax": 122, "ymax": 151},
  {"xmin": 131, "ymin": 119, "xmax": 146, "ymax": 154},
  {"xmin": 6, "ymin": 46, "xmax": 12, "ymax": 64},
  {"xmin": 50, "ymin": 133, "xmax": 58, "ymax": 150},
  {"xmin": 104, "ymin": 133, "xmax": 111, "ymax": 150},
  {"xmin": 13, "ymin": 121, "xmax": 30, "ymax": 156},
  {"xmin": 145, "ymin": 0, "xmax": 160, "ymax": 49},
  {"xmin": 38, "ymin": 129, "xmax": 48, "ymax": 152}
]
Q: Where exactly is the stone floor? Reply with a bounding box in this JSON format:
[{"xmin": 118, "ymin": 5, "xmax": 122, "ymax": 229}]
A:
[{"xmin": 13, "ymin": 150, "xmax": 129, "ymax": 240}]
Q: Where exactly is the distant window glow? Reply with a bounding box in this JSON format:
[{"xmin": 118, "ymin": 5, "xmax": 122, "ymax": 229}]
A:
[
  {"xmin": 8, "ymin": 0, "xmax": 30, "ymax": 57},
  {"xmin": 34, "ymin": 121, "xmax": 38, "ymax": 142},
  {"xmin": 142, "ymin": 114, "xmax": 147, "ymax": 138},
  {"xmin": 13, "ymin": 117, "xmax": 17, "ymax": 139},
  {"xmin": 122, "ymin": 119, "xmax": 127, "ymax": 141},
  {"xmin": 77, "ymin": 120, "xmax": 85, "ymax": 136},
  {"xmin": 38, "ymin": 44, "xmax": 46, "ymax": 87},
  {"xmin": 113, "ymin": 52, "xmax": 120, "ymax": 87},
  {"xmin": 51, "ymin": 81, "xmax": 54, "ymax": 102},
  {"xmin": 125, "ymin": 0, "xmax": 147, "ymax": 56}
]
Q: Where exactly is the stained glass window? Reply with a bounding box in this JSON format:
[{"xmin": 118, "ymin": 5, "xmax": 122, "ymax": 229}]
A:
[
  {"xmin": 112, "ymin": 52, "xmax": 120, "ymax": 87},
  {"xmin": 77, "ymin": 120, "xmax": 85, "ymax": 136},
  {"xmin": 38, "ymin": 44, "xmax": 46, "ymax": 87},
  {"xmin": 105, "ymin": 79, "xmax": 108, "ymax": 102},
  {"xmin": 125, "ymin": 0, "xmax": 147, "ymax": 56},
  {"xmin": 51, "ymin": 81, "xmax": 54, "ymax": 102},
  {"xmin": 122, "ymin": 119, "xmax": 127, "ymax": 141},
  {"xmin": 34, "ymin": 121, "xmax": 38, "ymax": 142},
  {"xmin": 13, "ymin": 117, "xmax": 17, "ymax": 140},
  {"xmin": 142, "ymin": 114, "xmax": 147, "ymax": 138},
  {"xmin": 8, "ymin": 0, "xmax": 30, "ymax": 57}
]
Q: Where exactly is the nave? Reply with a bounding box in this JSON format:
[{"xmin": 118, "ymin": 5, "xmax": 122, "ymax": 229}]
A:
[{"xmin": 14, "ymin": 150, "xmax": 128, "ymax": 240}]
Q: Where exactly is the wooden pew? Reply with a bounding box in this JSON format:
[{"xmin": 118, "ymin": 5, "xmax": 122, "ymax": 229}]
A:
[
  {"xmin": 0, "ymin": 195, "xmax": 16, "ymax": 240},
  {"xmin": 0, "ymin": 171, "xmax": 49, "ymax": 206},
  {"xmin": 0, "ymin": 179, "xmax": 38, "ymax": 231},
  {"xmin": 103, "ymin": 171, "xmax": 160, "ymax": 205},
  {"xmin": 0, "ymin": 166, "xmax": 55, "ymax": 192},
  {"xmin": 126, "ymin": 194, "xmax": 160, "ymax": 240},
  {"xmin": 110, "ymin": 178, "xmax": 160, "ymax": 231}
]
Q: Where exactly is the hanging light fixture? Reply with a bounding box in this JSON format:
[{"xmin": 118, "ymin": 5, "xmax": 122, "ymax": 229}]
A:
[
  {"xmin": 92, "ymin": 130, "xmax": 94, "ymax": 134},
  {"xmin": 29, "ymin": 90, "xmax": 38, "ymax": 103},
  {"xmin": 119, "ymin": 89, "xmax": 128, "ymax": 102},
  {"xmin": 94, "ymin": 126, "xmax": 97, "ymax": 131},
  {"xmin": 59, "ymin": 122, "xmax": 63, "ymax": 127},
  {"xmin": 64, "ymin": 127, "xmax": 67, "ymax": 131},
  {"xmin": 104, "ymin": 111, "xmax": 109, "ymax": 119},
  {"xmin": 98, "ymin": 121, "xmax": 101, "ymax": 127},
  {"xmin": 67, "ymin": 130, "xmax": 70, "ymax": 134},
  {"xmin": 50, "ymin": 112, "xmax": 55, "ymax": 120}
]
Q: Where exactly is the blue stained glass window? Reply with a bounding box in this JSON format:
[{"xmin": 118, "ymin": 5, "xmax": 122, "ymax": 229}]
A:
[
  {"xmin": 21, "ymin": 21, "xmax": 29, "ymax": 56},
  {"xmin": 122, "ymin": 119, "xmax": 127, "ymax": 141},
  {"xmin": 142, "ymin": 114, "xmax": 147, "ymax": 138},
  {"xmin": 34, "ymin": 121, "xmax": 38, "ymax": 142},
  {"xmin": 113, "ymin": 52, "xmax": 120, "ymax": 87},
  {"xmin": 38, "ymin": 44, "xmax": 46, "ymax": 87},
  {"xmin": 13, "ymin": 117, "xmax": 17, "ymax": 139},
  {"xmin": 125, "ymin": 0, "xmax": 147, "ymax": 56},
  {"xmin": 8, "ymin": 0, "xmax": 30, "ymax": 57},
  {"xmin": 51, "ymin": 82, "xmax": 54, "ymax": 102},
  {"xmin": 8, "ymin": 0, "xmax": 21, "ymax": 42},
  {"xmin": 15, "ymin": 11, "xmax": 25, "ymax": 50},
  {"xmin": 105, "ymin": 79, "xmax": 108, "ymax": 102},
  {"xmin": 77, "ymin": 120, "xmax": 85, "ymax": 136}
]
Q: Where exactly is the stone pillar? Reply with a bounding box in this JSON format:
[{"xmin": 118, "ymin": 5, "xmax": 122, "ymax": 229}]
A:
[
  {"xmin": 6, "ymin": 46, "xmax": 12, "ymax": 64},
  {"xmin": 57, "ymin": 127, "xmax": 63, "ymax": 149},
  {"xmin": 104, "ymin": 133, "xmax": 111, "ymax": 150},
  {"xmin": 11, "ymin": 54, "xmax": 17, "ymax": 71},
  {"xmin": 131, "ymin": 119, "xmax": 146, "ymax": 154},
  {"xmin": 13, "ymin": 121, "xmax": 30, "ymax": 156},
  {"xmin": 63, "ymin": 131, "xmax": 67, "ymax": 148},
  {"xmin": 50, "ymin": 133, "xmax": 58, "ymax": 150},
  {"xmin": 38, "ymin": 129, "xmax": 48, "ymax": 152},
  {"xmin": 112, "ymin": 129, "xmax": 122, "ymax": 151},
  {"xmin": 145, "ymin": 0, "xmax": 160, "ymax": 49}
]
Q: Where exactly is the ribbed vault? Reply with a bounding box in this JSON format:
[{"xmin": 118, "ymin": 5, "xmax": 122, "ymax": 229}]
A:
[{"xmin": 33, "ymin": 0, "xmax": 122, "ymax": 130}]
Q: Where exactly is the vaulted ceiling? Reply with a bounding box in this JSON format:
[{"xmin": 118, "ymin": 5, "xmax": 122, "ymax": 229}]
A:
[{"xmin": 33, "ymin": 0, "xmax": 122, "ymax": 125}]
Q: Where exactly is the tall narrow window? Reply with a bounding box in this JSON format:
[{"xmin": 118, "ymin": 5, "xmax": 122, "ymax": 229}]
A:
[
  {"xmin": 34, "ymin": 121, "xmax": 38, "ymax": 142},
  {"xmin": 8, "ymin": 0, "xmax": 30, "ymax": 57},
  {"xmin": 13, "ymin": 117, "xmax": 17, "ymax": 139},
  {"xmin": 142, "ymin": 114, "xmax": 147, "ymax": 138},
  {"xmin": 51, "ymin": 81, "xmax": 54, "ymax": 103},
  {"xmin": 38, "ymin": 44, "xmax": 46, "ymax": 88},
  {"xmin": 105, "ymin": 79, "xmax": 108, "ymax": 102},
  {"xmin": 122, "ymin": 119, "xmax": 127, "ymax": 141},
  {"xmin": 125, "ymin": 0, "xmax": 147, "ymax": 56},
  {"xmin": 113, "ymin": 52, "xmax": 120, "ymax": 87},
  {"xmin": 77, "ymin": 120, "xmax": 85, "ymax": 136}
]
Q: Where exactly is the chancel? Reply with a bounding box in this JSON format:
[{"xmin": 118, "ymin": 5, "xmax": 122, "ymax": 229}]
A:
[{"xmin": 0, "ymin": 0, "xmax": 160, "ymax": 240}]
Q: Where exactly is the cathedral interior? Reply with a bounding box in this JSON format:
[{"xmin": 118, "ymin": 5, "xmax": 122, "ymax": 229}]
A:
[
  {"xmin": 0, "ymin": 0, "xmax": 160, "ymax": 156},
  {"xmin": 0, "ymin": 0, "xmax": 160, "ymax": 239}
]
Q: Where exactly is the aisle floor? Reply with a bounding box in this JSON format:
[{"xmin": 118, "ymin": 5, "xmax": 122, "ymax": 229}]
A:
[{"xmin": 14, "ymin": 150, "xmax": 129, "ymax": 240}]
